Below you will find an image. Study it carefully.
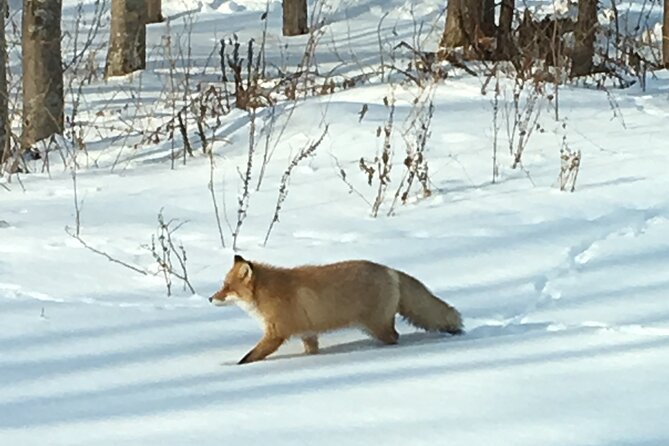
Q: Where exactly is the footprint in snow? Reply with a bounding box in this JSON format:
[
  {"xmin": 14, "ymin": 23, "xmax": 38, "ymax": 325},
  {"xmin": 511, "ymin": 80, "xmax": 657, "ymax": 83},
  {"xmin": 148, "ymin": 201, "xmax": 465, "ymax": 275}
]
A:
[{"xmin": 574, "ymin": 242, "xmax": 599, "ymax": 265}]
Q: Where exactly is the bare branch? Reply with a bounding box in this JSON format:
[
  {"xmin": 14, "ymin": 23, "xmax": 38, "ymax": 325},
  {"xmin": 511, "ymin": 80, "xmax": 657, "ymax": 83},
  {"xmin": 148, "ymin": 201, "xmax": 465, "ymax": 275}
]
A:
[{"xmin": 66, "ymin": 227, "xmax": 148, "ymax": 276}]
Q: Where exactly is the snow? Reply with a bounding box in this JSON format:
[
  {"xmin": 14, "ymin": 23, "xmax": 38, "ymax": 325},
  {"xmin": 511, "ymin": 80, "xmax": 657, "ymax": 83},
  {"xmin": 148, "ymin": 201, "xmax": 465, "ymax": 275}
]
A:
[{"xmin": 2, "ymin": 0, "xmax": 669, "ymax": 444}]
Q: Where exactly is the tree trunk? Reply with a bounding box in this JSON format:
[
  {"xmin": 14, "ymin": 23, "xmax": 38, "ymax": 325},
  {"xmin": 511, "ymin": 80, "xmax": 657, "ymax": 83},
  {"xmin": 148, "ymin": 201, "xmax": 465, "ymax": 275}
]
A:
[
  {"xmin": 662, "ymin": 0, "xmax": 669, "ymax": 69},
  {"xmin": 105, "ymin": 0, "xmax": 146, "ymax": 77},
  {"xmin": 440, "ymin": 0, "xmax": 483, "ymax": 51},
  {"xmin": 482, "ymin": 0, "xmax": 495, "ymax": 37},
  {"xmin": 282, "ymin": 0, "xmax": 307, "ymax": 37},
  {"xmin": 496, "ymin": 0, "xmax": 515, "ymax": 60},
  {"xmin": 146, "ymin": 0, "xmax": 162, "ymax": 24},
  {"xmin": 21, "ymin": 0, "xmax": 64, "ymax": 149},
  {"xmin": 0, "ymin": 0, "xmax": 9, "ymax": 168},
  {"xmin": 570, "ymin": 0, "xmax": 598, "ymax": 77}
]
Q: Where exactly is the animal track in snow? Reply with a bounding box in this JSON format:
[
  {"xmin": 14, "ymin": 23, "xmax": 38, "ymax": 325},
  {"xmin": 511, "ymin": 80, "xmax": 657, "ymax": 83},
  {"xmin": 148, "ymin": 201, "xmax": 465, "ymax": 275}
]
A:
[
  {"xmin": 521, "ymin": 207, "xmax": 666, "ymax": 322},
  {"xmin": 634, "ymin": 95, "xmax": 669, "ymax": 118}
]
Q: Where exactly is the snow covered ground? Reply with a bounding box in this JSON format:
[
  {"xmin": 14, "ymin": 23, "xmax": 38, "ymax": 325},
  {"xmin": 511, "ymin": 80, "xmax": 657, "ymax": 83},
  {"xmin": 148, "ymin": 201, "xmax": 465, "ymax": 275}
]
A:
[{"xmin": 2, "ymin": 0, "xmax": 669, "ymax": 444}]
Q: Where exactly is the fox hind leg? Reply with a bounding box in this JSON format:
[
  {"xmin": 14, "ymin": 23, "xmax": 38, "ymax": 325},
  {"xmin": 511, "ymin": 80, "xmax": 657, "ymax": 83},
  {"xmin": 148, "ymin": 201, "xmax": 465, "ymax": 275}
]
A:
[
  {"xmin": 375, "ymin": 326, "xmax": 399, "ymax": 345},
  {"xmin": 367, "ymin": 273, "xmax": 401, "ymax": 345},
  {"xmin": 368, "ymin": 320, "xmax": 399, "ymax": 345},
  {"xmin": 302, "ymin": 335, "xmax": 319, "ymax": 354}
]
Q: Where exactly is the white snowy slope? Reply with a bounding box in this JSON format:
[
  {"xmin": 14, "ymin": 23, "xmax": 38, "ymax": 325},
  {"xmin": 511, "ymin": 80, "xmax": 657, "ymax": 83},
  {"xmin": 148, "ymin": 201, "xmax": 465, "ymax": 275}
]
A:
[{"xmin": 1, "ymin": 0, "xmax": 669, "ymax": 445}]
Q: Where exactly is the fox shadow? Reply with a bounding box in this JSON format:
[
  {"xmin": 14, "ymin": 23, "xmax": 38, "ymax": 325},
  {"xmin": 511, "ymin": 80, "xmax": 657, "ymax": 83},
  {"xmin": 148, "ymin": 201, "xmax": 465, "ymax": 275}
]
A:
[
  {"xmin": 2, "ymin": 319, "xmax": 666, "ymax": 430},
  {"xmin": 218, "ymin": 321, "xmax": 548, "ymax": 365}
]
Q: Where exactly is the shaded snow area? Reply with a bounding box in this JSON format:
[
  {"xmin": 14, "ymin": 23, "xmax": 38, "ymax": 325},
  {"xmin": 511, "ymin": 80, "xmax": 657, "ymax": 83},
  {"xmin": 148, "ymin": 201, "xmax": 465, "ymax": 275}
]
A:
[{"xmin": 2, "ymin": 0, "xmax": 669, "ymax": 444}]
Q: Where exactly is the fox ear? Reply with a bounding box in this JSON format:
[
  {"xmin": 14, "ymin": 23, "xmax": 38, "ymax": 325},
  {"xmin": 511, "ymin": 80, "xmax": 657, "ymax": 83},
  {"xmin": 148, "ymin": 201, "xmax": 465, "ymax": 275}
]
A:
[
  {"xmin": 237, "ymin": 262, "xmax": 253, "ymax": 282},
  {"xmin": 234, "ymin": 254, "xmax": 246, "ymax": 263}
]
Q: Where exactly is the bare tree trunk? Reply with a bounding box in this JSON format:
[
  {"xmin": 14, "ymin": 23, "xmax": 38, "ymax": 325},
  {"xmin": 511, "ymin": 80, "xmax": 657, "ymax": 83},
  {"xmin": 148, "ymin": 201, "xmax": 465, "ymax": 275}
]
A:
[
  {"xmin": 440, "ymin": 0, "xmax": 483, "ymax": 51},
  {"xmin": 570, "ymin": 0, "xmax": 598, "ymax": 77},
  {"xmin": 482, "ymin": 0, "xmax": 495, "ymax": 37},
  {"xmin": 662, "ymin": 0, "xmax": 669, "ymax": 69},
  {"xmin": 0, "ymin": 0, "xmax": 8, "ymax": 168},
  {"xmin": 105, "ymin": 0, "xmax": 146, "ymax": 77},
  {"xmin": 496, "ymin": 0, "xmax": 515, "ymax": 60},
  {"xmin": 146, "ymin": 0, "xmax": 162, "ymax": 24},
  {"xmin": 282, "ymin": 0, "xmax": 307, "ymax": 36},
  {"xmin": 21, "ymin": 0, "xmax": 63, "ymax": 149}
]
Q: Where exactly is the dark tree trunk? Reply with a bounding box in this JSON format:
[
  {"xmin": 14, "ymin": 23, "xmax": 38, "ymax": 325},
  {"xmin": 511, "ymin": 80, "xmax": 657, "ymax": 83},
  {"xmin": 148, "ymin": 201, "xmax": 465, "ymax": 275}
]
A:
[
  {"xmin": 21, "ymin": 0, "xmax": 64, "ymax": 149},
  {"xmin": 496, "ymin": 0, "xmax": 515, "ymax": 60},
  {"xmin": 570, "ymin": 0, "xmax": 598, "ymax": 77},
  {"xmin": 440, "ymin": 0, "xmax": 483, "ymax": 52},
  {"xmin": 282, "ymin": 0, "xmax": 308, "ymax": 37},
  {"xmin": 0, "ymin": 0, "xmax": 8, "ymax": 168},
  {"xmin": 662, "ymin": 0, "xmax": 669, "ymax": 69},
  {"xmin": 146, "ymin": 0, "xmax": 162, "ymax": 24},
  {"xmin": 105, "ymin": 0, "xmax": 146, "ymax": 77},
  {"xmin": 482, "ymin": 0, "xmax": 496, "ymax": 37}
]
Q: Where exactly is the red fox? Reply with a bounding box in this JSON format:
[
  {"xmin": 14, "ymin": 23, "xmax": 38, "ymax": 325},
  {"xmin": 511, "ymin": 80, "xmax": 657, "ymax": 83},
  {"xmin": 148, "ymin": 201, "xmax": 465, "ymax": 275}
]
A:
[{"xmin": 209, "ymin": 255, "xmax": 463, "ymax": 364}]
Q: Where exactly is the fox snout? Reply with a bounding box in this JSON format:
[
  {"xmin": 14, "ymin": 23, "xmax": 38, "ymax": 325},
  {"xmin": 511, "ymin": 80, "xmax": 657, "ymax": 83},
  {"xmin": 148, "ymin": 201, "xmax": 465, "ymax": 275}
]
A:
[
  {"xmin": 209, "ymin": 290, "xmax": 226, "ymax": 305},
  {"xmin": 210, "ymin": 288, "xmax": 237, "ymax": 307}
]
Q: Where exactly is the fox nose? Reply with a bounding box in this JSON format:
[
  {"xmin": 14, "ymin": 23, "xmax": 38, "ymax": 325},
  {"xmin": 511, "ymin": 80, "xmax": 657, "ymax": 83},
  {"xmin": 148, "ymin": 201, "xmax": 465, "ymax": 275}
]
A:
[{"xmin": 208, "ymin": 296, "xmax": 213, "ymax": 303}]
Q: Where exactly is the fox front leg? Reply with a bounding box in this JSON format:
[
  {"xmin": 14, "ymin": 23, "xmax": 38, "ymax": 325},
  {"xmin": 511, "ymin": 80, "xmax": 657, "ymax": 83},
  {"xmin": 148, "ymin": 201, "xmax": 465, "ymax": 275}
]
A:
[{"xmin": 238, "ymin": 335, "xmax": 286, "ymax": 365}]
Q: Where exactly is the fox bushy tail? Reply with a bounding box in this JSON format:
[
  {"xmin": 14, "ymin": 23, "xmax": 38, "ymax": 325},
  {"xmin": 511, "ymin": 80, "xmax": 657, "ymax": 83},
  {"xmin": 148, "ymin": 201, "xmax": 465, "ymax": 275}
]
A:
[{"xmin": 397, "ymin": 271, "xmax": 463, "ymax": 334}]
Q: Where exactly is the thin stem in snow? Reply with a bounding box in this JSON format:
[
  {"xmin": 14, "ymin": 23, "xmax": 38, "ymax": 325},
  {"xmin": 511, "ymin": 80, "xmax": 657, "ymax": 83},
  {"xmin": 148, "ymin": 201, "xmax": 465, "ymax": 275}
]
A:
[{"xmin": 263, "ymin": 126, "xmax": 328, "ymax": 247}]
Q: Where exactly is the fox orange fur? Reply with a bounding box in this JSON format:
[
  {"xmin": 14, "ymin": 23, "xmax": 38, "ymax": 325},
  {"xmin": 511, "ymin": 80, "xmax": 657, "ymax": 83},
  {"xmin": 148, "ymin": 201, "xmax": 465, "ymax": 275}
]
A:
[{"xmin": 209, "ymin": 255, "xmax": 463, "ymax": 364}]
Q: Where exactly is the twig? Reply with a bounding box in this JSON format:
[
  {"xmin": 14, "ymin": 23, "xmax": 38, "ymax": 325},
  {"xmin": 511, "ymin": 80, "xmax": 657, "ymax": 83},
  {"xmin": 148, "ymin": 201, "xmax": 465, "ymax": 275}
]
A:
[
  {"xmin": 144, "ymin": 210, "xmax": 196, "ymax": 295},
  {"xmin": 492, "ymin": 68, "xmax": 500, "ymax": 183},
  {"xmin": 232, "ymin": 108, "xmax": 256, "ymax": 251},
  {"xmin": 71, "ymin": 163, "xmax": 81, "ymax": 236},
  {"xmin": 66, "ymin": 227, "xmax": 148, "ymax": 275},
  {"xmin": 256, "ymin": 104, "xmax": 277, "ymax": 191},
  {"xmin": 263, "ymin": 125, "xmax": 329, "ymax": 246},
  {"xmin": 330, "ymin": 153, "xmax": 371, "ymax": 206},
  {"xmin": 177, "ymin": 111, "xmax": 193, "ymax": 160},
  {"xmin": 208, "ymin": 151, "xmax": 226, "ymax": 248},
  {"xmin": 377, "ymin": 12, "xmax": 389, "ymax": 82}
]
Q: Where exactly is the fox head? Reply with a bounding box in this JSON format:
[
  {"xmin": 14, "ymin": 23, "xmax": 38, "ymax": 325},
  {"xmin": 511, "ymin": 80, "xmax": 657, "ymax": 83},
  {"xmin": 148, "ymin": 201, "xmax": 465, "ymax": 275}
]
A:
[{"xmin": 209, "ymin": 255, "xmax": 255, "ymax": 307}]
